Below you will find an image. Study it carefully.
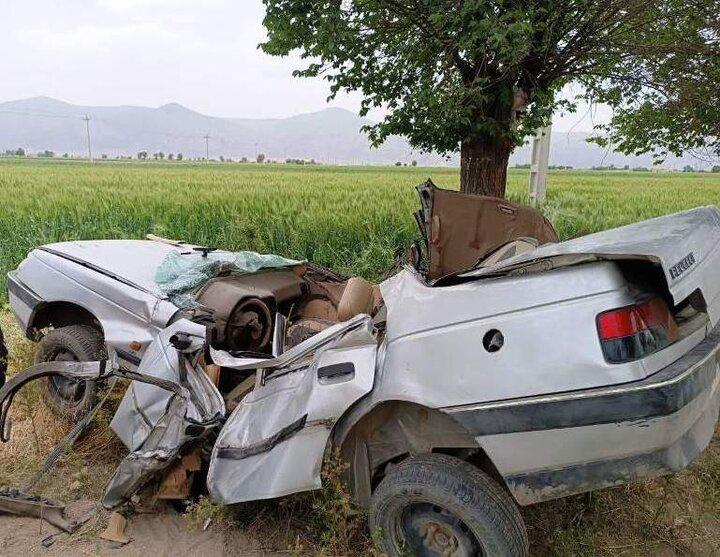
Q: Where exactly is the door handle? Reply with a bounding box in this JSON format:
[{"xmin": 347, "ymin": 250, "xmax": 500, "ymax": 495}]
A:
[{"xmin": 317, "ymin": 362, "xmax": 355, "ymax": 384}]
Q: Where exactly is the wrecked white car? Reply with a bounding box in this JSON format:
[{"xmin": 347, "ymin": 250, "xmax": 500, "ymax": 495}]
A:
[{"xmin": 3, "ymin": 181, "xmax": 720, "ymax": 556}]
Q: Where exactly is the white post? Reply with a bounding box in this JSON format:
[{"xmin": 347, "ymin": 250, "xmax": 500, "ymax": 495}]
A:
[
  {"xmin": 529, "ymin": 124, "xmax": 551, "ymax": 206},
  {"xmin": 83, "ymin": 115, "xmax": 93, "ymax": 162}
]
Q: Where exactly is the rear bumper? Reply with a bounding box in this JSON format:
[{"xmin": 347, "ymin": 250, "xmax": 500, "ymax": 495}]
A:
[
  {"xmin": 7, "ymin": 271, "xmax": 43, "ymax": 337},
  {"xmin": 444, "ymin": 321, "xmax": 720, "ymax": 505}
]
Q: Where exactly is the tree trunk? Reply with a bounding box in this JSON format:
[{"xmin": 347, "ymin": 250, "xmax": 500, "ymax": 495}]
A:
[{"xmin": 460, "ymin": 138, "xmax": 512, "ymax": 198}]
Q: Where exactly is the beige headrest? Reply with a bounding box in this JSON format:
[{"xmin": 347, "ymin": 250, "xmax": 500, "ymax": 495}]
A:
[
  {"xmin": 479, "ymin": 237, "xmax": 538, "ymax": 268},
  {"xmin": 337, "ymin": 277, "xmax": 376, "ymax": 321}
]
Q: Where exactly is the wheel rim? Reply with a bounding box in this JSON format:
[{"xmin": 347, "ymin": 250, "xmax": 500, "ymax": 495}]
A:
[
  {"xmin": 47, "ymin": 348, "xmax": 86, "ymax": 405},
  {"xmin": 397, "ymin": 502, "xmax": 484, "ymax": 557}
]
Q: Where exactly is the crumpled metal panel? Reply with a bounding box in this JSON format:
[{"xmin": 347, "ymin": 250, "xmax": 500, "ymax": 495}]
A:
[
  {"xmin": 110, "ymin": 320, "xmax": 223, "ymax": 451},
  {"xmin": 102, "ymin": 394, "xmax": 196, "ymax": 509},
  {"xmin": 0, "ymin": 488, "xmax": 77, "ymax": 532},
  {"xmin": 19, "ymin": 249, "xmax": 165, "ymax": 342},
  {"xmin": 462, "ymin": 206, "xmax": 720, "ymax": 321},
  {"xmin": 104, "ymin": 320, "xmax": 225, "ymax": 509},
  {"xmin": 0, "ymin": 351, "xmax": 223, "ymax": 510},
  {"xmin": 207, "ymin": 318, "xmax": 377, "ymax": 504}
]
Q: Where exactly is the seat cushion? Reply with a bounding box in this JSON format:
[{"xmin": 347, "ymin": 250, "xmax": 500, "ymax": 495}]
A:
[{"xmin": 423, "ymin": 183, "xmax": 558, "ymax": 278}]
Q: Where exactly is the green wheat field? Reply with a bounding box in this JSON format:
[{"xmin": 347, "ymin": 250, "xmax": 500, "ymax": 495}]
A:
[{"xmin": 2, "ymin": 157, "xmax": 720, "ymax": 292}]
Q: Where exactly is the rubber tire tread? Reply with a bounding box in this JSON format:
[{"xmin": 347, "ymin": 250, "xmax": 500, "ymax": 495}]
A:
[
  {"xmin": 369, "ymin": 453, "xmax": 528, "ymax": 557},
  {"xmin": 35, "ymin": 325, "xmax": 105, "ymax": 420}
]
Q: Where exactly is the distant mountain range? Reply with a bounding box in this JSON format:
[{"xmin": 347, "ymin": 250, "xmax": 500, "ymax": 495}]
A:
[{"xmin": 0, "ymin": 96, "xmax": 712, "ymax": 169}]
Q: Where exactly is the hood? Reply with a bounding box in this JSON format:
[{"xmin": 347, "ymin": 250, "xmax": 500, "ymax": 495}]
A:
[
  {"xmin": 39, "ymin": 240, "xmax": 188, "ymax": 296},
  {"xmin": 463, "ymin": 206, "xmax": 720, "ymax": 311}
]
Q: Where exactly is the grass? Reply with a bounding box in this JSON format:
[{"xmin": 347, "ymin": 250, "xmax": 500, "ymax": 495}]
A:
[
  {"xmin": 185, "ymin": 449, "xmax": 381, "ymax": 556},
  {"xmin": 1, "ymin": 158, "xmax": 720, "ymax": 555},
  {"xmin": 2, "ymin": 158, "xmax": 720, "ymax": 292},
  {"xmin": 0, "ymin": 311, "xmax": 123, "ymax": 501}
]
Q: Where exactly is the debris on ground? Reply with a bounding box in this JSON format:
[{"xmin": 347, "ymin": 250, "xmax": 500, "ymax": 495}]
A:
[{"xmin": 99, "ymin": 511, "xmax": 131, "ymax": 546}]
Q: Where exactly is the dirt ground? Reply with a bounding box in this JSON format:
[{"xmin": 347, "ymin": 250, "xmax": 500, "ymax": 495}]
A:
[
  {"xmin": 0, "ymin": 501, "xmax": 285, "ymax": 557},
  {"xmin": 2, "ymin": 310, "xmax": 720, "ymax": 556}
]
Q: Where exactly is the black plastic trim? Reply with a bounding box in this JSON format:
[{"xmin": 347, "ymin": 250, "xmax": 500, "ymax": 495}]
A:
[
  {"xmin": 115, "ymin": 349, "xmax": 142, "ymax": 367},
  {"xmin": 215, "ymin": 414, "xmax": 308, "ymax": 460},
  {"xmin": 6, "ymin": 272, "xmax": 42, "ymax": 309},
  {"xmin": 318, "ymin": 362, "xmax": 355, "ymax": 382}
]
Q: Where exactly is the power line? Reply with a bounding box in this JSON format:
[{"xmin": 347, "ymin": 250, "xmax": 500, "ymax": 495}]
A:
[{"xmin": 83, "ymin": 115, "xmax": 93, "ymax": 162}]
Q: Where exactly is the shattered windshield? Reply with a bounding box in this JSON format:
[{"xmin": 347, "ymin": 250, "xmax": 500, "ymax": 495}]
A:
[{"xmin": 155, "ymin": 250, "xmax": 303, "ymax": 307}]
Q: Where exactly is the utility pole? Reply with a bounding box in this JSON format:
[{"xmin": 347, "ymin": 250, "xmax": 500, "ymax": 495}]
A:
[
  {"xmin": 83, "ymin": 115, "xmax": 93, "ymax": 162},
  {"xmin": 529, "ymin": 124, "xmax": 551, "ymax": 206},
  {"xmin": 203, "ymin": 134, "xmax": 211, "ymax": 162}
]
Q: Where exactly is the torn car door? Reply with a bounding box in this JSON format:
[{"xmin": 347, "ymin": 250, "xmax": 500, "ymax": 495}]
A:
[
  {"xmin": 104, "ymin": 319, "xmax": 225, "ymax": 508},
  {"xmin": 207, "ymin": 315, "xmax": 377, "ymax": 503}
]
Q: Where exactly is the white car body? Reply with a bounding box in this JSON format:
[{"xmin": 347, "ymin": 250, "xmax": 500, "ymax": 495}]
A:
[
  {"xmin": 7, "ymin": 206, "xmax": 720, "ymax": 509},
  {"xmin": 9, "ymin": 240, "xmax": 190, "ymax": 366}
]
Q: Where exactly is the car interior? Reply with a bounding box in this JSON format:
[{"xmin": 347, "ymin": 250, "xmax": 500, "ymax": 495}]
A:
[{"xmin": 196, "ymin": 180, "xmax": 558, "ymax": 404}]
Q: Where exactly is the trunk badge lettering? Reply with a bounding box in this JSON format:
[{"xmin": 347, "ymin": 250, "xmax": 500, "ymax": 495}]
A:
[{"xmin": 669, "ymin": 252, "xmax": 696, "ymax": 279}]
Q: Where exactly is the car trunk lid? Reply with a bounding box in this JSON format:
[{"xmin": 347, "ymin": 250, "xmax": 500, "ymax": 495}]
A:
[{"xmin": 462, "ymin": 206, "xmax": 720, "ymax": 325}]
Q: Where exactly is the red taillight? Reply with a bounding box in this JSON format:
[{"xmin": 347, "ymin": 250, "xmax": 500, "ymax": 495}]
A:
[
  {"xmin": 598, "ymin": 299, "xmax": 678, "ymax": 340},
  {"xmin": 597, "ymin": 305, "xmax": 644, "ymax": 340},
  {"xmin": 597, "ymin": 298, "xmax": 678, "ymax": 363}
]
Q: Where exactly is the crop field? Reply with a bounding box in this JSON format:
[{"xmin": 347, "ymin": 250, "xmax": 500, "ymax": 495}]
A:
[
  {"xmin": 1, "ymin": 157, "xmax": 720, "ymax": 555},
  {"xmin": 2, "ymin": 158, "xmax": 720, "ymax": 292}
]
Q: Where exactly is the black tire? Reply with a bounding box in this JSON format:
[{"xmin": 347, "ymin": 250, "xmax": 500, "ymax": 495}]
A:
[
  {"xmin": 369, "ymin": 453, "xmax": 528, "ymax": 557},
  {"xmin": 35, "ymin": 325, "xmax": 106, "ymax": 420}
]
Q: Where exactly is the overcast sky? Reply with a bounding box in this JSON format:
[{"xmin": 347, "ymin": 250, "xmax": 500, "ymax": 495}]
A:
[{"xmin": 1, "ymin": 0, "xmax": 610, "ymax": 132}]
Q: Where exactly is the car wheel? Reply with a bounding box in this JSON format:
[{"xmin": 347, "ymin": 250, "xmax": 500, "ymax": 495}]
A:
[
  {"xmin": 35, "ymin": 325, "xmax": 106, "ymax": 420},
  {"xmin": 369, "ymin": 453, "xmax": 528, "ymax": 557}
]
